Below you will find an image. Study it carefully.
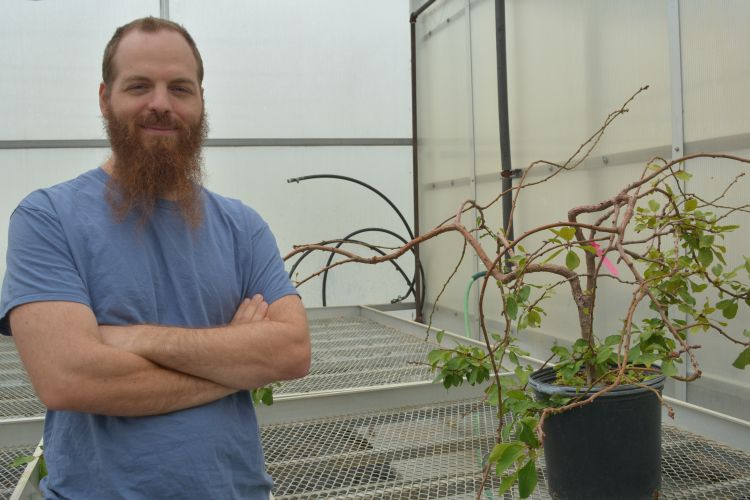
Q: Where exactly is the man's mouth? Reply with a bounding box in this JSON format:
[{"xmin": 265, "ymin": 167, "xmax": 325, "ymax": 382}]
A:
[{"xmin": 140, "ymin": 124, "xmax": 178, "ymax": 136}]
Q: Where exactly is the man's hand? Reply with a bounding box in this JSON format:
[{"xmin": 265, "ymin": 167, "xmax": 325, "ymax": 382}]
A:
[
  {"xmin": 101, "ymin": 294, "xmax": 271, "ymax": 352},
  {"xmin": 230, "ymin": 294, "xmax": 270, "ymax": 325}
]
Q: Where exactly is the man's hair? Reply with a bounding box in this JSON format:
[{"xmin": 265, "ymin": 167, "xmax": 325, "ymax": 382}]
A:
[{"xmin": 102, "ymin": 16, "xmax": 204, "ymax": 87}]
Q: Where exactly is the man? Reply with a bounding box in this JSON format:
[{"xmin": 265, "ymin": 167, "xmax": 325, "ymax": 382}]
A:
[{"xmin": 0, "ymin": 17, "xmax": 310, "ymax": 499}]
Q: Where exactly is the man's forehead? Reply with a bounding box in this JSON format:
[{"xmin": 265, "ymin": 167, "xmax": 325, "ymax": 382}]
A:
[{"xmin": 113, "ymin": 29, "xmax": 199, "ymax": 80}]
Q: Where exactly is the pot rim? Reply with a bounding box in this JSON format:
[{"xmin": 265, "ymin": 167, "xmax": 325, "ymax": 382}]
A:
[{"xmin": 528, "ymin": 365, "xmax": 666, "ymax": 398}]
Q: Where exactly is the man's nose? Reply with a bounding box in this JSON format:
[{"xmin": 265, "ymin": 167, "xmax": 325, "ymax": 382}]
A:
[{"xmin": 148, "ymin": 86, "xmax": 172, "ymax": 114}]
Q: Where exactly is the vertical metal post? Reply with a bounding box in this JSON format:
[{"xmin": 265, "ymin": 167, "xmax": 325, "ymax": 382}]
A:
[
  {"xmin": 668, "ymin": 0, "xmax": 688, "ymax": 402},
  {"xmin": 410, "ymin": 16, "xmax": 422, "ymax": 323},
  {"xmin": 495, "ymin": 0, "xmax": 513, "ymax": 244},
  {"xmin": 160, "ymin": 0, "xmax": 170, "ymax": 20}
]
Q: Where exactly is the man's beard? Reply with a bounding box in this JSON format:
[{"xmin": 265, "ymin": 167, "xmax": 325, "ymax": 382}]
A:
[{"xmin": 103, "ymin": 105, "xmax": 208, "ymax": 228}]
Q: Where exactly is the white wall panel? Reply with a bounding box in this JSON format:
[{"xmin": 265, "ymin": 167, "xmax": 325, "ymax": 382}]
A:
[
  {"xmin": 0, "ymin": 1, "xmax": 158, "ymax": 140},
  {"xmin": 681, "ymin": 1, "xmax": 750, "ymax": 142},
  {"xmin": 170, "ymin": 0, "xmax": 411, "ymax": 139},
  {"xmin": 202, "ymin": 146, "xmax": 414, "ymax": 307},
  {"xmin": 0, "ymin": 148, "xmax": 111, "ymax": 277}
]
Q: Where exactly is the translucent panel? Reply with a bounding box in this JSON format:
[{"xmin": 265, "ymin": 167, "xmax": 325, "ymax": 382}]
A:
[
  {"xmin": 681, "ymin": 1, "xmax": 750, "ymax": 142},
  {"xmin": 0, "ymin": 148, "xmax": 111, "ymax": 277},
  {"xmin": 416, "ymin": 0, "xmax": 474, "ymax": 185},
  {"xmin": 170, "ymin": 0, "xmax": 411, "ymax": 139},
  {"xmin": 202, "ymin": 146, "xmax": 414, "ymax": 307},
  {"xmin": 0, "ymin": 1, "xmax": 158, "ymax": 140},
  {"xmin": 488, "ymin": 0, "xmax": 671, "ymax": 178},
  {"xmin": 468, "ymin": 0, "xmax": 500, "ymax": 180}
]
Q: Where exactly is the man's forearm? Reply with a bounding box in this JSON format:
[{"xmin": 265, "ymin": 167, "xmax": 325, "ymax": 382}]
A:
[
  {"xmin": 103, "ymin": 321, "xmax": 307, "ymax": 389},
  {"xmin": 71, "ymin": 353, "xmax": 237, "ymax": 417},
  {"xmin": 101, "ymin": 295, "xmax": 311, "ymax": 390},
  {"xmin": 10, "ymin": 301, "xmax": 239, "ymax": 417}
]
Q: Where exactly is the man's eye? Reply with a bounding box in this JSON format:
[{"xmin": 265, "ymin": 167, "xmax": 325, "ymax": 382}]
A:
[{"xmin": 172, "ymin": 87, "xmax": 191, "ymax": 94}]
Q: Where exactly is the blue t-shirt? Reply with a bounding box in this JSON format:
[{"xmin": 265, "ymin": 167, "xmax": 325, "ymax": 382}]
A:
[{"xmin": 0, "ymin": 167, "xmax": 297, "ymax": 499}]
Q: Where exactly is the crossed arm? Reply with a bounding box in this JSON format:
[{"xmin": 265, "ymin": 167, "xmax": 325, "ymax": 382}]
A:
[{"xmin": 10, "ymin": 294, "xmax": 310, "ymax": 417}]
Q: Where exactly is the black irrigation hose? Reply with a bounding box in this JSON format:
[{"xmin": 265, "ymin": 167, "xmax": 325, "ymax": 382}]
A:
[
  {"xmin": 321, "ymin": 227, "xmax": 426, "ymax": 307},
  {"xmin": 287, "ymin": 174, "xmax": 425, "ymax": 311},
  {"xmin": 287, "ymin": 174, "xmax": 415, "ymax": 240}
]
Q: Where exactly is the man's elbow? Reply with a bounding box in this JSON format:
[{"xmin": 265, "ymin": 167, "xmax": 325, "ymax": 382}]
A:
[
  {"xmin": 34, "ymin": 379, "xmax": 85, "ymax": 412},
  {"xmin": 284, "ymin": 336, "xmax": 311, "ymax": 380}
]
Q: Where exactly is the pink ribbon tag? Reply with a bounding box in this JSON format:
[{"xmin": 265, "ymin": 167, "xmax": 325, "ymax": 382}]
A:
[{"xmin": 591, "ymin": 242, "xmax": 619, "ymax": 277}]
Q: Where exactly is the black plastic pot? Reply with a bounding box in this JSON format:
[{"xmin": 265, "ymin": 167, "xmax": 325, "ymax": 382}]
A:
[{"xmin": 528, "ymin": 366, "xmax": 666, "ymax": 500}]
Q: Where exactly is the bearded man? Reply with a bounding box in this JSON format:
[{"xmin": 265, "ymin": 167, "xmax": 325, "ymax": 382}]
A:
[{"xmin": 0, "ymin": 17, "xmax": 310, "ymax": 500}]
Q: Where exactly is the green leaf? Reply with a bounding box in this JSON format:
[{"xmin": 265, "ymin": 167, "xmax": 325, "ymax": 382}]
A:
[
  {"xmin": 527, "ymin": 309, "xmax": 542, "ymax": 328},
  {"xmin": 490, "ymin": 443, "xmax": 525, "ymax": 475},
  {"xmin": 427, "ymin": 349, "xmax": 446, "ymax": 365},
  {"xmin": 506, "ymin": 296, "xmax": 518, "ymax": 320},
  {"xmin": 698, "ymin": 247, "xmax": 713, "ymax": 267},
  {"xmin": 10, "ymin": 455, "xmax": 35, "ymax": 468},
  {"xmin": 565, "ymin": 251, "xmax": 580, "ymax": 271},
  {"xmin": 251, "ymin": 387, "xmax": 274, "ymax": 406},
  {"xmin": 661, "ymin": 359, "xmax": 678, "ymax": 377},
  {"xmin": 604, "ymin": 335, "xmax": 622, "ymax": 346},
  {"xmin": 732, "ymin": 347, "xmax": 750, "ymax": 369},
  {"xmin": 515, "ymin": 366, "xmax": 530, "ymax": 386},
  {"xmin": 648, "ymin": 199, "xmax": 660, "ymax": 212},
  {"xmin": 675, "ymin": 169, "xmax": 693, "ymax": 181},
  {"xmin": 518, "ymin": 417, "xmax": 540, "ymax": 448},
  {"xmin": 684, "ymin": 198, "xmax": 698, "ymax": 211},
  {"xmin": 542, "ymin": 248, "xmax": 565, "ymax": 264},
  {"xmin": 497, "ymin": 472, "xmax": 518, "ymax": 496},
  {"xmin": 517, "ymin": 459, "xmax": 539, "ymax": 498},
  {"xmin": 722, "ymin": 302, "xmax": 738, "ymax": 320},
  {"xmin": 595, "ymin": 348, "xmax": 613, "ymax": 364},
  {"xmin": 518, "ymin": 285, "xmax": 531, "ymax": 302},
  {"xmin": 261, "ymin": 389, "xmax": 274, "ymax": 406},
  {"xmin": 436, "ymin": 330, "xmax": 445, "ymax": 343},
  {"xmin": 555, "ymin": 227, "xmax": 577, "ymax": 241}
]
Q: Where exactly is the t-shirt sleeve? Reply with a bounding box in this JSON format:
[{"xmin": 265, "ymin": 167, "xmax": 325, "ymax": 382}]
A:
[
  {"xmin": 244, "ymin": 216, "xmax": 298, "ymax": 305},
  {"xmin": 0, "ymin": 203, "xmax": 90, "ymax": 335}
]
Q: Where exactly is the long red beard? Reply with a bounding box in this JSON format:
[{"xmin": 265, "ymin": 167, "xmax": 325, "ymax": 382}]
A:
[{"xmin": 103, "ymin": 105, "xmax": 208, "ymax": 228}]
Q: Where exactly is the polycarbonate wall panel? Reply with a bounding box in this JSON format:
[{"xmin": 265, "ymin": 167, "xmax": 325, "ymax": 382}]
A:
[
  {"xmin": 415, "ymin": 0, "xmax": 479, "ymax": 310},
  {"xmin": 0, "ymin": 1, "xmax": 158, "ymax": 140},
  {"xmin": 0, "ymin": 149, "xmax": 111, "ymax": 278},
  {"xmin": 680, "ymin": 2, "xmax": 750, "ymax": 143},
  {"xmin": 203, "ymin": 146, "xmax": 414, "ymax": 308},
  {"xmin": 170, "ymin": 0, "xmax": 411, "ymax": 139}
]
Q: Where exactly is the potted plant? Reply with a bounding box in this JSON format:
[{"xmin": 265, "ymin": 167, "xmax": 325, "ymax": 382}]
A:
[{"xmin": 287, "ymin": 86, "xmax": 750, "ymax": 499}]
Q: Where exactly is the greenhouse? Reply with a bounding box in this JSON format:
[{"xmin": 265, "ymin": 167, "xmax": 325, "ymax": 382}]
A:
[{"xmin": 1, "ymin": 1, "xmax": 749, "ymax": 499}]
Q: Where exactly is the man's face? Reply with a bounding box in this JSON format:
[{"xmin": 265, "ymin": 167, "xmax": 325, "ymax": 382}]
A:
[{"xmin": 99, "ymin": 29, "xmax": 207, "ymax": 225}]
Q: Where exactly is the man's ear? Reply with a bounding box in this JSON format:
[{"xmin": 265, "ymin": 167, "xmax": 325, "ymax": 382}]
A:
[{"xmin": 99, "ymin": 83, "xmax": 110, "ymax": 117}]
